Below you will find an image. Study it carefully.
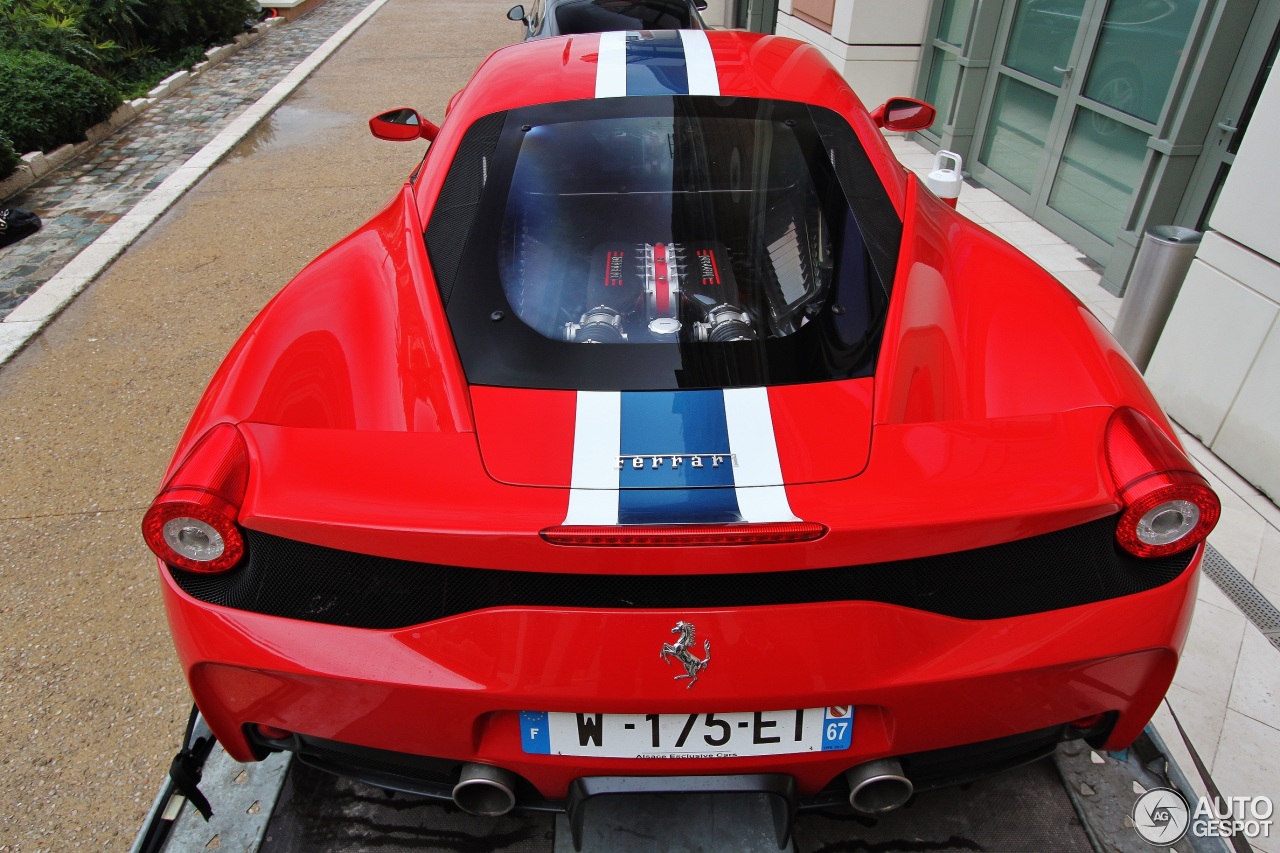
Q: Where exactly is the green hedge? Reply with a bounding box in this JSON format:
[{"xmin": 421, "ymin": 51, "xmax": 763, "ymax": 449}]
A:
[
  {"xmin": 0, "ymin": 50, "xmax": 121, "ymax": 155},
  {"xmin": 0, "ymin": 0, "xmax": 258, "ymax": 89},
  {"xmin": 135, "ymin": 0, "xmax": 260, "ymax": 57},
  {"xmin": 0, "ymin": 0, "xmax": 257, "ymax": 165},
  {"xmin": 0, "ymin": 132, "xmax": 18, "ymax": 181}
]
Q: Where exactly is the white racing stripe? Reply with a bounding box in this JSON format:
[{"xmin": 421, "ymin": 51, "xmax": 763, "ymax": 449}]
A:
[
  {"xmin": 563, "ymin": 391, "xmax": 622, "ymax": 524},
  {"xmin": 723, "ymin": 387, "xmax": 800, "ymax": 522},
  {"xmin": 564, "ymin": 388, "xmax": 797, "ymax": 525},
  {"xmin": 679, "ymin": 30, "xmax": 721, "ymax": 96},
  {"xmin": 734, "ymin": 486, "xmax": 799, "ymax": 524},
  {"xmin": 595, "ymin": 31, "xmax": 628, "ymax": 99}
]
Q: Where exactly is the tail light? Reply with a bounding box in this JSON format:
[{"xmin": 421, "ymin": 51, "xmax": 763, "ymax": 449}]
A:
[
  {"xmin": 1105, "ymin": 408, "xmax": 1219, "ymax": 558},
  {"xmin": 142, "ymin": 424, "xmax": 249, "ymax": 573}
]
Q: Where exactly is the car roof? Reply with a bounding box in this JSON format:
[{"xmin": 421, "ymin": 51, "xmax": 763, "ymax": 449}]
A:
[{"xmin": 432, "ymin": 30, "xmax": 907, "ymax": 214}]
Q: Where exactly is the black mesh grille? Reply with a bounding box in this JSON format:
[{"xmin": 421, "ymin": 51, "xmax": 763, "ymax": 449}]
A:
[
  {"xmin": 424, "ymin": 111, "xmax": 507, "ymax": 304},
  {"xmin": 169, "ymin": 516, "xmax": 1194, "ymax": 630}
]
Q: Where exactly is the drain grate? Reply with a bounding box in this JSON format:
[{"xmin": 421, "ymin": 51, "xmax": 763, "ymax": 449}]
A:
[{"xmin": 1202, "ymin": 544, "xmax": 1280, "ymax": 652}]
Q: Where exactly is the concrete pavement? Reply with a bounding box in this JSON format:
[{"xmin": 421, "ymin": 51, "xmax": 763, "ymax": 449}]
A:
[
  {"xmin": 0, "ymin": 2, "xmax": 513, "ymax": 848},
  {"xmin": 0, "ymin": 0, "xmax": 363, "ymax": 324}
]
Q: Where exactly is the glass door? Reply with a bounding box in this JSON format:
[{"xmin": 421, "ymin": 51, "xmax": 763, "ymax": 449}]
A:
[
  {"xmin": 972, "ymin": 0, "xmax": 1092, "ymax": 200},
  {"xmin": 971, "ymin": 0, "xmax": 1202, "ymax": 260},
  {"xmin": 919, "ymin": 0, "xmax": 977, "ymax": 137}
]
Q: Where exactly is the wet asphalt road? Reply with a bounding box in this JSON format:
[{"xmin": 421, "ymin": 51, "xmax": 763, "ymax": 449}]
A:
[{"xmin": 0, "ymin": 2, "xmax": 513, "ymax": 848}]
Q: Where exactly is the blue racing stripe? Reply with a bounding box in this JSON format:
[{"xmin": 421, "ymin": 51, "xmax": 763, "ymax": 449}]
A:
[
  {"xmin": 625, "ymin": 31, "xmax": 690, "ymax": 96},
  {"xmin": 615, "ymin": 487, "xmax": 741, "ymax": 524},
  {"xmin": 618, "ymin": 390, "xmax": 741, "ymax": 524}
]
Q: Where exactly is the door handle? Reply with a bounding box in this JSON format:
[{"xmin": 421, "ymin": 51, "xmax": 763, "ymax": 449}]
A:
[
  {"xmin": 1217, "ymin": 119, "xmax": 1239, "ymax": 133},
  {"xmin": 1053, "ymin": 65, "xmax": 1074, "ymax": 75}
]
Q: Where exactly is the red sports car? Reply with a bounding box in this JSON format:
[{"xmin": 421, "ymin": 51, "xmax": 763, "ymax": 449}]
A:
[{"xmin": 144, "ymin": 29, "xmax": 1219, "ymax": 846}]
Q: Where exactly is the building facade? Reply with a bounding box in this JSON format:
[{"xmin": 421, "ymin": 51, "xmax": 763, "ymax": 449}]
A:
[{"xmin": 775, "ymin": 0, "xmax": 1280, "ymax": 498}]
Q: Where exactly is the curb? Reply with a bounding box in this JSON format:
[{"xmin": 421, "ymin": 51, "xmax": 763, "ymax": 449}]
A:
[
  {"xmin": 0, "ymin": 0, "xmax": 392, "ymax": 367},
  {"xmin": 0, "ymin": 18, "xmax": 284, "ymax": 205}
]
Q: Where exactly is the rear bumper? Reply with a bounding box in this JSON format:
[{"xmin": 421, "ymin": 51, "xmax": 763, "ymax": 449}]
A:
[
  {"xmin": 160, "ymin": 547, "xmax": 1198, "ymax": 800},
  {"xmin": 254, "ymin": 717, "xmax": 1102, "ymax": 808},
  {"xmin": 257, "ymin": 719, "xmax": 1104, "ymax": 850}
]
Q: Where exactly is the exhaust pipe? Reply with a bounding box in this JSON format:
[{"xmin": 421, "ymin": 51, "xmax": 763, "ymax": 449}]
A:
[
  {"xmin": 452, "ymin": 763, "xmax": 519, "ymax": 816},
  {"xmin": 845, "ymin": 759, "xmax": 913, "ymax": 813}
]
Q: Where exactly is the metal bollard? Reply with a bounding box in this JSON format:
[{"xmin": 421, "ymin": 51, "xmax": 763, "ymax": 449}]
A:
[
  {"xmin": 925, "ymin": 150, "xmax": 963, "ymax": 208},
  {"xmin": 1112, "ymin": 226, "xmax": 1201, "ymax": 372}
]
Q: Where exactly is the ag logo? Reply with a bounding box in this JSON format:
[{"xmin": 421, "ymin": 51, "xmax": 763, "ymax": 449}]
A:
[{"xmin": 1133, "ymin": 787, "xmax": 1191, "ymax": 845}]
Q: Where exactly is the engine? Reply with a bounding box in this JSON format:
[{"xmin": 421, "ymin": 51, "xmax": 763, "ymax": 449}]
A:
[{"xmin": 563, "ymin": 241, "xmax": 757, "ymax": 344}]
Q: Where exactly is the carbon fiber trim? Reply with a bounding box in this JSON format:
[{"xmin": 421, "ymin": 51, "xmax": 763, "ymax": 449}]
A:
[
  {"xmin": 168, "ymin": 516, "xmax": 1196, "ymax": 629},
  {"xmin": 424, "ymin": 111, "xmax": 506, "ymax": 305}
]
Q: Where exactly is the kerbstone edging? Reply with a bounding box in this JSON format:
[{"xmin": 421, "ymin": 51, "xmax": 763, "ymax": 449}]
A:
[
  {"xmin": 0, "ymin": 166, "xmax": 35, "ymax": 200},
  {"xmin": 0, "ymin": 16, "xmax": 283, "ymax": 204}
]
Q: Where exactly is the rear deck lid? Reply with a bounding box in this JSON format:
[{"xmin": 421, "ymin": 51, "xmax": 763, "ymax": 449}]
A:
[{"xmin": 470, "ymin": 381, "xmax": 873, "ymax": 499}]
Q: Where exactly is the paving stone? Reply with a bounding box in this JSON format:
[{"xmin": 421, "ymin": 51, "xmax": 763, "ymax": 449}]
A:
[{"xmin": 0, "ymin": 0, "xmax": 379, "ymax": 321}]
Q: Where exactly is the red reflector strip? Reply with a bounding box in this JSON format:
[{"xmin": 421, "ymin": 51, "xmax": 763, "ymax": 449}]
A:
[
  {"xmin": 605, "ymin": 251, "xmax": 624, "ymax": 286},
  {"xmin": 698, "ymin": 249, "xmax": 720, "ymax": 285},
  {"xmin": 255, "ymin": 723, "xmax": 291, "ymax": 740},
  {"xmin": 541, "ymin": 522, "xmax": 827, "ymax": 546},
  {"xmin": 654, "ymin": 243, "xmax": 670, "ymax": 315}
]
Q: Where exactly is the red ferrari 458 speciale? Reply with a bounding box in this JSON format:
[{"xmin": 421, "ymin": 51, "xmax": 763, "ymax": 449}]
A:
[{"xmin": 144, "ymin": 28, "xmax": 1219, "ymax": 846}]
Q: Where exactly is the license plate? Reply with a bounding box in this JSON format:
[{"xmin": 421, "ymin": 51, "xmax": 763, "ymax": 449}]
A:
[{"xmin": 519, "ymin": 706, "xmax": 853, "ymax": 758}]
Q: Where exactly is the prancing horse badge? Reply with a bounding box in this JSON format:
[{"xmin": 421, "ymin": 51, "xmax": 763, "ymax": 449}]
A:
[{"xmin": 660, "ymin": 621, "xmax": 710, "ymax": 688}]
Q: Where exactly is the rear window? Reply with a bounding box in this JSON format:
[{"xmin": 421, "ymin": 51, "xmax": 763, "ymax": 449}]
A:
[{"xmin": 429, "ymin": 96, "xmax": 901, "ymax": 390}]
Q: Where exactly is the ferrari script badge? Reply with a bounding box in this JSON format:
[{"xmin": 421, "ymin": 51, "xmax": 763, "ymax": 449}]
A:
[
  {"xmin": 660, "ymin": 621, "xmax": 710, "ymax": 689},
  {"xmin": 617, "ymin": 453, "xmax": 738, "ymax": 470}
]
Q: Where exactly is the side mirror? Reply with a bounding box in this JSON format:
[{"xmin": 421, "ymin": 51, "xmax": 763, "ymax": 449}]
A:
[
  {"xmin": 507, "ymin": 4, "xmax": 527, "ymax": 22},
  {"xmin": 369, "ymin": 108, "xmax": 439, "ymax": 142},
  {"xmin": 869, "ymin": 97, "xmax": 937, "ymax": 132}
]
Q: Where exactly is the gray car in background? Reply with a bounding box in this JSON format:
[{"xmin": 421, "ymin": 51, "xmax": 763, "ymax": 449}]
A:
[{"xmin": 507, "ymin": 0, "xmax": 708, "ymax": 39}]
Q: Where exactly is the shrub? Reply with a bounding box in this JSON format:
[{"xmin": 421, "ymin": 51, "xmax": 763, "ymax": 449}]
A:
[
  {"xmin": 0, "ymin": 1, "xmax": 101, "ymax": 70},
  {"xmin": 0, "ymin": 1, "xmax": 256, "ymax": 90},
  {"xmin": 0, "ymin": 50, "xmax": 120, "ymax": 154},
  {"xmin": 117, "ymin": 43, "xmax": 207, "ymax": 100},
  {"xmin": 134, "ymin": 0, "xmax": 258, "ymax": 57},
  {"xmin": 0, "ymin": 132, "xmax": 18, "ymax": 181}
]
